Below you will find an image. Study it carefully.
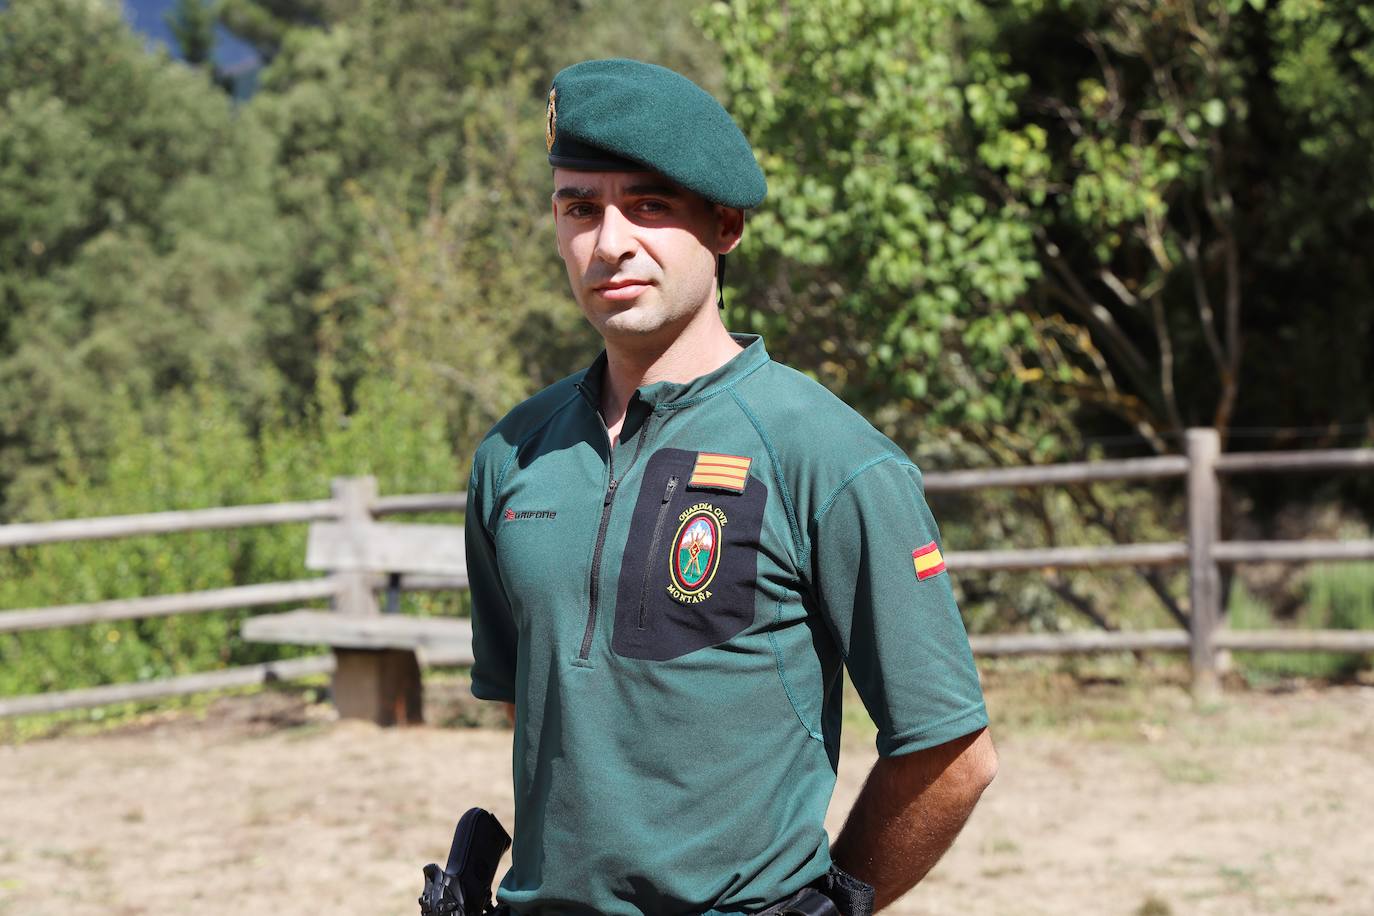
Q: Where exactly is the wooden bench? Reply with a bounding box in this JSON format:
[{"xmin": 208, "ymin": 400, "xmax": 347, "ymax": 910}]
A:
[{"xmin": 241, "ymin": 509, "xmax": 473, "ymax": 726}]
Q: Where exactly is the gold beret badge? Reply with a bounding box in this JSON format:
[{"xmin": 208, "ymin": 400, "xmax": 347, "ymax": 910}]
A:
[{"xmin": 545, "ymin": 88, "xmax": 557, "ymax": 153}]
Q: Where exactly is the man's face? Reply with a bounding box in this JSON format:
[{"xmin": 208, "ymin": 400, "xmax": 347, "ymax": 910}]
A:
[{"xmin": 551, "ymin": 169, "xmax": 743, "ymax": 345}]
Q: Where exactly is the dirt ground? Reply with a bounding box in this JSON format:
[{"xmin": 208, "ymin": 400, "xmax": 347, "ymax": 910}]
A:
[{"xmin": 2, "ymin": 667, "xmax": 1371, "ymax": 916}]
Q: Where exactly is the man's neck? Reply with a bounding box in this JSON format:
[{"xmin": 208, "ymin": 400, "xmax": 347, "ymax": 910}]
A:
[{"xmin": 598, "ymin": 309, "xmax": 743, "ymax": 442}]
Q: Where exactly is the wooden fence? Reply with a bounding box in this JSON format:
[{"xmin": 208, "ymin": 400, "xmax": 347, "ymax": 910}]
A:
[
  {"xmin": 939, "ymin": 429, "xmax": 1374, "ymax": 694},
  {"xmin": 2, "ymin": 428, "xmax": 1372, "ymax": 717}
]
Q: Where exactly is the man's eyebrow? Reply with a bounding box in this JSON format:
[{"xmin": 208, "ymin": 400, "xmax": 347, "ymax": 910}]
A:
[{"xmin": 553, "ymin": 186, "xmax": 599, "ymax": 201}]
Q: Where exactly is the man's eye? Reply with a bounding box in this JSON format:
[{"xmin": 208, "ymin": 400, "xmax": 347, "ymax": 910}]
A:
[
  {"xmin": 637, "ymin": 200, "xmax": 669, "ymax": 214},
  {"xmin": 566, "ymin": 203, "xmax": 596, "ymax": 218}
]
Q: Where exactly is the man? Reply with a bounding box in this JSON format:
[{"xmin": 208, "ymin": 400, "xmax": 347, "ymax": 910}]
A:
[{"xmin": 466, "ymin": 58, "xmax": 997, "ymax": 915}]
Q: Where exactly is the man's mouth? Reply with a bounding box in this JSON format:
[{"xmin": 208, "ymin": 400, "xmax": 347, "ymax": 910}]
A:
[{"xmin": 593, "ymin": 279, "xmax": 653, "ymax": 301}]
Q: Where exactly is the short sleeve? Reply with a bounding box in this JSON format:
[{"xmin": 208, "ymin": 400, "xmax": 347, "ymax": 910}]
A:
[
  {"xmin": 810, "ymin": 458, "xmax": 988, "ymax": 757},
  {"xmin": 466, "ymin": 462, "xmax": 518, "ymax": 703}
]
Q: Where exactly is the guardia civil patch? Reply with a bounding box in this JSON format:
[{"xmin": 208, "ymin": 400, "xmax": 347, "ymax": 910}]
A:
[
  {"xmin": 545, "ymin": 88, "xmax": 557, "ymax": 152},
  {"xmin": 612, "ymin": 448, "xmax": 766, "ymax": 660},
  {"xmin": 688, "ymin": 452, "xmax": 752, "ymax": 494},
  {"xmin": 666, "ymin": 503, "xmax": 727, "ymax": 604},
  {"xmin": 912, "ymin": 541, "xmax": 947, "ymax": 581}
]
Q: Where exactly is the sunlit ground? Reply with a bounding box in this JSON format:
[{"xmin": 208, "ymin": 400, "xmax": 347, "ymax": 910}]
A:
[{"xmin": 1, "ymin": 660, "xmax": 1371, "ymax": 916}]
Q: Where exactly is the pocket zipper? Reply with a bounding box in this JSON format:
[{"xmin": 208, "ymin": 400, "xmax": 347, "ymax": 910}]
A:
[{"xmin": 637, "ymin": 475, "xmax": 679, "ymax": 630}]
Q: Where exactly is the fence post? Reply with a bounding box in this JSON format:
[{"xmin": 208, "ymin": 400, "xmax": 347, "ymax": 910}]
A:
[
  {"xmin": 1186, "ymin": 429, "xmax": 1222, "ymax": 696},
  {"xmin": 331, "ymin": 476, "xmax": 379, "ymax": 616}
]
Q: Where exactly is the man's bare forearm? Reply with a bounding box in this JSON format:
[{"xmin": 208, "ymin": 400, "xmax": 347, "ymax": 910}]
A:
[{"xmin": 830, "ymin": 727, "xmax": 997, "ymax": 911}]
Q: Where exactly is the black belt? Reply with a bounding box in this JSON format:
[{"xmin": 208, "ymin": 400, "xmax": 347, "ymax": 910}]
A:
[{"xmin": 484, "ymin": 865, "xmax": 874, "ymax": 916}]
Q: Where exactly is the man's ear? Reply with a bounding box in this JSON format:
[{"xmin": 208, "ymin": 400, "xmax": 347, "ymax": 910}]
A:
[{"xmin": 715, "ymin": 206, "xmax": 745, "ymax": 255}]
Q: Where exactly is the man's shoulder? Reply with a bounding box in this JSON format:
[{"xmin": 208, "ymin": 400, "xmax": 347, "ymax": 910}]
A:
[
  {"xmin": 472, "ymin": 371, "xmax": 585, "ymax": 471},
  {"xmin": 735, "ymin": 359, "xmax": 917, "ymax": 514},
  {"xmin": 739, "ymin": 359, "xmax": 909, "ymax": 460}
]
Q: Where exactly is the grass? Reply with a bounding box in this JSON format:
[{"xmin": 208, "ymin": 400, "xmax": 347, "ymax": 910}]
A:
[
  {"xmin": 1135, "ymin": 896, "xmax": 1173, "ymax": 916},
  {"xmin": 1228, "ymin": 562, "xmax": 1374, "ymax": 683},
  {"xmin": 1153, "ymin": 754, "xmax": 1222, "ymax": 785},
  {"xmin": 979, "ymin": 657, "xmax": 1194, "ymax": 740}
]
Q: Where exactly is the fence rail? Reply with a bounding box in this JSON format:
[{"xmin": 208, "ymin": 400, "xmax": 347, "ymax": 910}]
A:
[
  {"xmin": 946, "ymin": 543, "xmax": 1189, "ymax": 571},
  {"xmin": 0, "ymin": 580, "xmax": 339, "ymax": 634},
  {"xmin": 1214, "ymin": 448, "xmax": 1374, "ymax": 474},
  {"xmin": 2, "ymin": 428, "xmax": 1372, "ymax": 717},
  {"xmin": 0, "ymin": 656, "xmax": 336, "ymax": 719},
  {"xmin": 921, "ymin": 455, "xmax": 1190, "ymax": 492},
  {"xmin": 0, "ymin": 500, "xmax": 341, "ymax": 548}
]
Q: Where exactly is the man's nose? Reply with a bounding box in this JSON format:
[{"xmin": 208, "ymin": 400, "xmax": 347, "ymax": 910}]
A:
[{"xmin": 593, "ymin": 205, "xmax": 637, "ymax": 264}]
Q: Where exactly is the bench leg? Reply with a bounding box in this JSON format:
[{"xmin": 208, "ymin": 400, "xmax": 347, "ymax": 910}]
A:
[{"xmin": 331, "ymin": 648, "xmax": 424, "ymax": 725}]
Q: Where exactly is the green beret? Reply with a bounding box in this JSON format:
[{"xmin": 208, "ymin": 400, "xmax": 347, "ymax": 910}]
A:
[{"xmin": 546, "ymin": 58, "xmax": 767, "ymax": 209}]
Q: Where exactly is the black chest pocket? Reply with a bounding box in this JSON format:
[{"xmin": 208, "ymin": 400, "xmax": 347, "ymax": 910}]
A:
[{"xmin": 612, "ymin": 447, "xmax": 769, "ymax": 661}]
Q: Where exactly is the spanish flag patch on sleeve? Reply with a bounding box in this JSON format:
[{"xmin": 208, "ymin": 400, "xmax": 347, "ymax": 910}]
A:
[
  {"xmin": 912, "ymin": 541, "xmax": 947, "ymax": 581},
  {"xmin": 688, "ymin": 452, "xmax": 752, "ymax": 494}
]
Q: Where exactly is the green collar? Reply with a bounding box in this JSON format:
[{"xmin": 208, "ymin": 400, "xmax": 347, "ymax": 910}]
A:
[{"xmin": 577, "ymin": 334, "xmax": 770, "ymax": 411}]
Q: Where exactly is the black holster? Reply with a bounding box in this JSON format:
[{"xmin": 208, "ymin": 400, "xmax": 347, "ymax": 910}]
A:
[
  {"xmin": 418, "ymin": 808, "xmax": 511, "ymax": 916},
  {"xmin": 759, "ymin": 864, "xmax": 875, "ymax": 916}
]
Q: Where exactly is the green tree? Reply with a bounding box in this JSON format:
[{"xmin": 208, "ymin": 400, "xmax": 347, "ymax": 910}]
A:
[
  {"xmin": 975, "ymin": 0, "xmax": 1374, "ymax": 452},
  {"xmin": 167, "ymin": 0, "xmax": 218, "ymax": 67},
  {"xmin": 702, "ymin": 0, "xmax": 1049, "ymax": 468},
  {"xmin": 706, "ymin": 0, "xmax": 1374, "ymax": 460},
  {"xmin": 245, "ymin": 0, "xmax": 720, "ymax": 421},
  {"xmin": 0, "ymin": 0, "xmax": 288, "ymax": 518},
  {"xmin": 217, "ymin": 0, "xmax": 338, "ymax": 62},
  {"xmin": 705, "ymin": 0, "xmax": 1374, "ymax": 635}
]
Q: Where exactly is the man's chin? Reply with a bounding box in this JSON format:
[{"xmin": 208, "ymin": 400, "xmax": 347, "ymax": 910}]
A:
[
  {"xmin": 579, "ymin": 292, "xmax": 702, "ymax": 345},
  {"xmin": 591, "ymin": 302, "xmax": 674, "ymax": 338},
  {"xmin": 599, "ymin": 316, "xmax": 675, "ymax": 341}
]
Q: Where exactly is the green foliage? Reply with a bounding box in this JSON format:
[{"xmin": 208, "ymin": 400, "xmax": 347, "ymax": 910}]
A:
[
  {"xmin": 990, "ymin": 0, "xmax": 1374, "ymax": 446},
  {"xmin": 167, "ymin": 0, "xmax": 218, "ymax": 66},
  {"xmin": 0, "ymin": 0, "xmax": 288, "ymax": 516},
  {"xmin": 244, "ymin": 0, "xmax": 717, "ymax": 416},
  {"xmin": 0, "ymin": 377, "xmax": 460, "ymax": 698},
  {"xmin": 707, "ymin": 0, "xmax": 1374, "ymax": 462},
  {"xmin": 217, "ymin": 0, "xmax": 339, "ymax": 62},
  {"xmin": 334, "ymin": 168, "xmax": 590, "ymax": 453},
  {"xmin": 934, "ymin": 476, "xmax": 1188, "ymax": 636},
  {"xmin": 703, "ymin": 0, "xmax": 1044, "ymax": 453},
  {"xmin": 0, "ymin": 0, "xmax": 720, "ymax": 522},
  {"xmin": 1229, "ymin": 563, "xmax": 1374, "ymax": 682}
]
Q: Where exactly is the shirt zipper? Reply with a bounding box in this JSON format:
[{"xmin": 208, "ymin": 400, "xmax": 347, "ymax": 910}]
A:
[
  {"xmin": 576, "ymin": 382, "xmax": 657, "ymax": 661},
  {"xmin": 580, "ymin": 475, "xmax": 618, "ymax": 660},
  {"xmin": 637, "ymin": 475, "xmax": 679, "ymax": 630}
]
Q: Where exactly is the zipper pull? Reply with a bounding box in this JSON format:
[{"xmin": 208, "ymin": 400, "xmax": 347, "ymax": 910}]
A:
[
  {"xmin": 605, "ymin": 478, "xmax": 619, "ymax": 505},
  {"xmin": 662, "ymin": 476, "xmax": 679, "ymax": 503}
]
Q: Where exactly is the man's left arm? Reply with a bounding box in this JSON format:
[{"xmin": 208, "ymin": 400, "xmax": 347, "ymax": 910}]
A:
[
  {"xmin": 831, "ymin": 727, "xmax": 997, "ymax": 911},
  {"xmin": 809, "ymin": 457, "xmax": 996, "ymax": 911}
]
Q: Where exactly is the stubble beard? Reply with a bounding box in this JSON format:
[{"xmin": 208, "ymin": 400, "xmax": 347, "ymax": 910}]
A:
[{"xmin": 578, "ymin": 272, "xmax": 715, "ymax": 346}]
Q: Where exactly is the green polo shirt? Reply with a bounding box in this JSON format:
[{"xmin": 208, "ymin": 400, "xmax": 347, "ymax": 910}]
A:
[{"xmin": 467, "ymin": 335, "xmax": 987, "ymax": 915}]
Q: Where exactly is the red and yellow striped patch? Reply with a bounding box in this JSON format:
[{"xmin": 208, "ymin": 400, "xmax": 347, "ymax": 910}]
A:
[
  {"xmin": 689, "ymin": 452, "xmax": 753, "ymax": 494},
  {"xmin": 912, "ymin": 541, "xmax": 946, "ymax": 581}
]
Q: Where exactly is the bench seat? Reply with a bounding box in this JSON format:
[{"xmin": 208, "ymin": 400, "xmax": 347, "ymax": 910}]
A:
[
  {"xmin": 242, "ymin": 610, "xmax": 474, "ymax": 725},
  {"xmin": 242, "ymin": 609, "xmax": 473, "ymax": 657}
]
